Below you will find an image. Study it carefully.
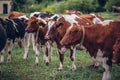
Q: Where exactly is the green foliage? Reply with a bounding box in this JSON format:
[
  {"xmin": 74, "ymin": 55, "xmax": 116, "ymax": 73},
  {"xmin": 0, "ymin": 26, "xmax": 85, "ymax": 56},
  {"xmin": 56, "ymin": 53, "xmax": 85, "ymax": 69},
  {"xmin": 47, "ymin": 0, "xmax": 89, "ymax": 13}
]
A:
[
  {"xmin": 105, "ymin": 0, "xmax": 120, "ymax": 11},
  {"xmin": 12, "ymin": 0, "xmax": 27, "ymax": 12},
  {"xmin": 42, "ymin": 0, "xmax": 100, "ymax": 13}
]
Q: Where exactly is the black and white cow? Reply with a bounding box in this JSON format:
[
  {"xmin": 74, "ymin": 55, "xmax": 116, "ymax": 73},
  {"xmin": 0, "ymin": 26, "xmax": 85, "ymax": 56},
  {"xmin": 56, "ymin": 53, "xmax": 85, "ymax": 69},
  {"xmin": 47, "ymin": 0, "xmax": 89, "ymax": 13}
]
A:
[
  {"xmin": 0, "ymin": 16, "xmax": 30, "ymax": 63},
  {"xmin": 0, "ymin": 21, "xmax": 7, "ymax": 52}
]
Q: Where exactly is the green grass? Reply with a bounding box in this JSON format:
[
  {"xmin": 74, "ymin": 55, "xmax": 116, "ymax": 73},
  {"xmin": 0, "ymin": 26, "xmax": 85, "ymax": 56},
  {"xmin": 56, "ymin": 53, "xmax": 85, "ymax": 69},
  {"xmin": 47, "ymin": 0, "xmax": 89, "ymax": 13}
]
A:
[{"xmin": 1, "ymin": 43, "xmax": 120, "ymax": 80}]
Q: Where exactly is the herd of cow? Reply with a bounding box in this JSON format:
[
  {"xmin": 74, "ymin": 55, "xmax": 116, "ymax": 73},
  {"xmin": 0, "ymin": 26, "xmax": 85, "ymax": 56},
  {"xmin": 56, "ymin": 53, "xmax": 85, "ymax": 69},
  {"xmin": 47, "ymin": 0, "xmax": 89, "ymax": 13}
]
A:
[{"xmin": 0, "ymin": 11, "xmax": 120, "ymax": 80}]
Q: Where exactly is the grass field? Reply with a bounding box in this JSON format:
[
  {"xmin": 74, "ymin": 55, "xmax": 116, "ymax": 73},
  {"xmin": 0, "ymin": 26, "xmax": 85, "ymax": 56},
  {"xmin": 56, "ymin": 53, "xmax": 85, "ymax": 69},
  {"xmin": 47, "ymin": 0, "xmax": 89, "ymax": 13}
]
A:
[
  {"xmin": 0, "ymin": 12, "xmax": 120, "ymax": 80},
  {"xmin": 1, "ymin": 43, "xmax": 120, "ymax": 80}
]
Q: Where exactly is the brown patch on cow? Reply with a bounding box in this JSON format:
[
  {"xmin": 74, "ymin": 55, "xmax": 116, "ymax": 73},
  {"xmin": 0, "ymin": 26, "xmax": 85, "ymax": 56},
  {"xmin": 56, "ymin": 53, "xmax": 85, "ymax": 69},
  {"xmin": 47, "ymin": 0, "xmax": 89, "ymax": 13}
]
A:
[{"xmin": 8, "ymin": 11, "xmax": 25, "ymax": 18}]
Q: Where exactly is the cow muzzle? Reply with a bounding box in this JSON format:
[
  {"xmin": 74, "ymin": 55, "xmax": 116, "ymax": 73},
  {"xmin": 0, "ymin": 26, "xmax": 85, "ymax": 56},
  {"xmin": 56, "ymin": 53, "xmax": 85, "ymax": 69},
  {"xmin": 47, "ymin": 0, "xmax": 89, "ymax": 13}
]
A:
[{"xmin": 45, "ymin": 35, "xmax": 50, "ymax": 40}]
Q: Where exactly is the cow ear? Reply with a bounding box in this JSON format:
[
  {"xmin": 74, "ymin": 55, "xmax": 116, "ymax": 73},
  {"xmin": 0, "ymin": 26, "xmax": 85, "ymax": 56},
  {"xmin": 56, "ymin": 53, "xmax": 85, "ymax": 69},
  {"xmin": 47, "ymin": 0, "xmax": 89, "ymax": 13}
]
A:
[
  {"xmin": 56, "ymin": 23, "xmax": 63, "ymax": 28},
  {"xmin": 38, "ymin": 22, "xmax": 46, "ymax": 27}
]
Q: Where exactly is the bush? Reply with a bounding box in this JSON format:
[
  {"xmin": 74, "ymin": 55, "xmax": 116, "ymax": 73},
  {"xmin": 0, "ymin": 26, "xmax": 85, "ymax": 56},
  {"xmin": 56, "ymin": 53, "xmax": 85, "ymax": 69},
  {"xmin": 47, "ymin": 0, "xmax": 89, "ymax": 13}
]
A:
[
  {"xmin": 105, "ymin": 0, "xmax": 120, "ymax": 11},
  {"xmin": 42, "ymin": 0, "xmax": 99, "ymax": 14}
]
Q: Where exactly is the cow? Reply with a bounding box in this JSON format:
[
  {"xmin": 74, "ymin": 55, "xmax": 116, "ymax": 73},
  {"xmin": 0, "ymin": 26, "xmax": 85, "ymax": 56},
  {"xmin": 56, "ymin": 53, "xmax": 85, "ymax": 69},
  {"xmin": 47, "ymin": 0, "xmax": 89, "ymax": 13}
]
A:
[
  {"xmin": 112, "ymin": 38, "xmax": 120, "ymax": 65},
  {"xmin": 0, "ymin": 16, "xmax": 29, "ymax": 64},
  {"xmin": 23, "ymin": 12, "xmax": 59, "ymax": 65},
  {"xmin": 25, "ymin": 16, "xmax": 53, "ymax": 66},
  {"xmin": 45, "ymin": 14, "xmax": 95, "ymax": 70},
  {"xmin": 80, "ymin": 13, "xmax": 104, "ymax": 24},
  {"xmin": 0, "ymin": 21, "xmax": 7, "ymax": 52},
  {"xmin": 8, "ymin": 11, "xmax": 25, "ymax": 19},
  {"xmin": 60, "ymin": 20, "xmax": 120, "ymax": 80}
]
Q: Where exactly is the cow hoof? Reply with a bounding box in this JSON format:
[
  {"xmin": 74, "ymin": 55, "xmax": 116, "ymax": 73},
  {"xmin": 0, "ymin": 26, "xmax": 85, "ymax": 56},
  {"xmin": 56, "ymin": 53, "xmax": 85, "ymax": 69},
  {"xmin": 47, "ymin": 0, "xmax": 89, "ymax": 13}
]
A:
[
  {"xmin": 88, "ymin": 65, "xmax": 98, "ymax": 69},
  {"xmin": 57, "ymin": 67, "xmax": 63, "ymax": 71},
  {"xmin": 0, "ymin": 62, "xmax": 4, "ymax": 65},
  {"xmin": 36, "ymin": 63, "xmax": 39, "ymax": 66},
  {"xmin": 23, "ymin": 57, "xmax": 27, "ymax": 60},
  {"xmin": 7, "ymin": 59, "xmax": 11, "ymax": 63},
  {"xmin": 46, "ymin": 62, "xmax": 49, "ymax": 66},
  {"xmin": 72, "ymin": 67, "xmax": 77, "ymax": 71}
]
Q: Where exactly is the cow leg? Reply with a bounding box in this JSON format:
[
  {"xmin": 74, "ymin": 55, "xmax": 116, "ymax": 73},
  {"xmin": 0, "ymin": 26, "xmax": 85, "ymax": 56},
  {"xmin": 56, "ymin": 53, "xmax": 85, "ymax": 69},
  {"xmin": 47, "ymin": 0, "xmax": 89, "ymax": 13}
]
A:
[
  {"xmin": 57, "ymin": 47, "xmax": 66, "ymax": 70},
  {"xmin": 7, "ymin": 40, "xmax": 14, "ymax": 63},
  {"xmin": 31, "ymin": 33, "xmax": 36, "ymax": 52},
  {"xmin": 43, "ymin": 45, "xmax": 49, "ymax": 66},
  {"xmin": 102, "ymin": 57, "xmax": 111, "ymax": 80},
  {"xmin": 47, "ymin": 41, "xmax": 52, "ymax": 62},
  {"xmin": 70, "ymin": 46, "xmax": 76, "ymax": 71},
  {"xmin": 18, "ymin": 38, "xmax": 22, "ymax": 48},
  {"xmin": 34, "ymin": 43, "xmax": 40, "ymax": 66},
  {"xmin": 23, "ymin": 33, "xmax": 30, "ymax": 60},
  {"xmin": 0, "ymin": 49, "xmax": 5, "ymax": 64}
]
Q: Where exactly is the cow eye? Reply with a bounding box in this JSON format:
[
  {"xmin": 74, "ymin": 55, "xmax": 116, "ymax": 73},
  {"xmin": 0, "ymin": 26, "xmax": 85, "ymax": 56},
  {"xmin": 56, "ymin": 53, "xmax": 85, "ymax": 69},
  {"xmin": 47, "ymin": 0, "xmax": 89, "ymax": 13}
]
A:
[
  {"xmin": 72, "ymin": 29, "xmax": 78, "ymax": 34},
  {"xmin": 70, "ymin": 29, "xmax": 78, "ymax": 35},
  {"xmin": 52, "ymin": 27, "xmax": 56, "ymax": 31}
]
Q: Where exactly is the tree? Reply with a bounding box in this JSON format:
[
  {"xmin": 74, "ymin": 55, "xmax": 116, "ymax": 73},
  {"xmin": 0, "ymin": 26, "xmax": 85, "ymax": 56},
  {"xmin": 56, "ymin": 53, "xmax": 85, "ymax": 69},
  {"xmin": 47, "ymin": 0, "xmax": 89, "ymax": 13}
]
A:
[
  {"xmin": 12, "ymin": 0, "xmax": 27, "ymax": 11},
  {"xmin": 105, "ymin": 0, "xmax": 120, "ymax": 11}
]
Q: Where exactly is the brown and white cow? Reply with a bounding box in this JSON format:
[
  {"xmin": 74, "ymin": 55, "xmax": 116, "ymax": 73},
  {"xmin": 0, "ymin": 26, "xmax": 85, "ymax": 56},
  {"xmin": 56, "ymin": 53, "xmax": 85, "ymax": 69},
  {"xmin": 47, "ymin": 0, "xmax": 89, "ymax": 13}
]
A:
[
  {"xmin": 80, "ymin": 13, "xmax": 104, "ymax": 24},
  {"xmin": 25, "ymin": 16, "xmax": 53, "ymax": 65},
  {"xmin": 60, "ymin": 20, "xmax": 120, "ymax": 80},
  {"xmin": 112, "ymin": 38, "xmax": 120, "ymax": 64},
  {"xmin": 45, "ymin": 14, "xmax": 95, "ymax": 70}
]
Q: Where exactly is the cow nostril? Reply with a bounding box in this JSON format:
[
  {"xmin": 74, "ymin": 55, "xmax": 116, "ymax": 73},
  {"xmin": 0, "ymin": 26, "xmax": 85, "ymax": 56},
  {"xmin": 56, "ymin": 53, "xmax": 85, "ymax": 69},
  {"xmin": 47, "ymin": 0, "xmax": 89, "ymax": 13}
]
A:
[{"xmin": 112, "ymin": 59, "xmax": 116, "ymax": 63}]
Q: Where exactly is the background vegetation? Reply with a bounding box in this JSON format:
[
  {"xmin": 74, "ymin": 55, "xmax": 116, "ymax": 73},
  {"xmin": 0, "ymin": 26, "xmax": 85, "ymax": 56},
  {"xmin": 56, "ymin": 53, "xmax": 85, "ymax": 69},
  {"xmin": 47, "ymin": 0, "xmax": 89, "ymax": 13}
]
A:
[{"xmin": 12, "ymin": 0, "xmax": 120, "ymax": 13}]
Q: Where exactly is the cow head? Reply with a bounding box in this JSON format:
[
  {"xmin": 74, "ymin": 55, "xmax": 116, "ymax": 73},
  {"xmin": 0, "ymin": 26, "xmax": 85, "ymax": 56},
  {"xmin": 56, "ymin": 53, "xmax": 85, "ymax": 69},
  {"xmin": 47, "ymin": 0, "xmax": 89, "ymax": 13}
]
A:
[
  {"xmin": 60, "ymin": 23, "xmax": 83, "ymax": 46},
  {"xmin": 25, "ymin": 16, "xmax": 46, "ymax": 33},
  {"xmin": 112, "ymin": 39, "xmax": 120, "ymax": 64},
  {"xmin": 45, "ymin": 17, "xmax": 70, "ymax": 40}
]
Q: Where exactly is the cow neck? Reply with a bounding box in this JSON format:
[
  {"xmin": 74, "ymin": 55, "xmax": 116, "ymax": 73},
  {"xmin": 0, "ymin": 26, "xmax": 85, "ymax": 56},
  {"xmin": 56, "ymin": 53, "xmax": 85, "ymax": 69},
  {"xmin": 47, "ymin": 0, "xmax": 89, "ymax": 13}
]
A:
[{"xmin": 80, "ymin": 25, "xmax": 85, "ymax": 46}]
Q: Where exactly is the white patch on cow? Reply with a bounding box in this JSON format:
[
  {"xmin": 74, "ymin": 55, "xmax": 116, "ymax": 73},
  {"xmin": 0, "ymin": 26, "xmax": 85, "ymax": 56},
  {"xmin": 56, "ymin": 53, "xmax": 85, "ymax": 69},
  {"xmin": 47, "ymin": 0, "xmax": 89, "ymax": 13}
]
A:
[
  {"xmin": 92, "ymin": 49, "xmax": 103, "ymax": 64},
  {"xmin": 58, "ymin": 62, "xmax": 63, "ymax": 70},
  {"xmin": 7, "ymin": 39, "xmax": 14, "ymax": 63},
  {"xmin": 96, "ymin": 49, "xmax": 103, "ymax": 62},
  {"xmin": 8, "ymin": 19, "xmax": 19, "ymax": 32},
  {"xmin": 46, "ymin": 20, "xmax": 55, "ymax": 36},
  {"xmin": 30, "ymin": 12, "xmax": 41, "ymax": 18},
  {"xmin": 34, "ymin": 43, "xmax": 40, "ymax": 65},
  {"xmin": 102, "ymin": 57, "xmax": 111, "ymax": 80},
  {"xmin": 62, "ymin": 14, "xmax": 81, "ymax": 29},
  {"xmin": 0, "ymin": 50, "xmax": 5, "ymax": 63},
  {"xmin": 91, "ymin": 49, "xmax": 103, "ymax": 67},
  {"xmin": 98, "ymin": 20, "xmax": 113, "ymax": 26},
  {"xmin": 58, "ymin": 46, "xmax": 67, "ymax": 54},
  {"xmin": 90, "ymin": 13, "xmax": 102, "ymax": 24},
  {"xmin": 70, "ymin": 46, "xmax": 76, "ymax": 70},
  {"xmin": 18, "ymin": 15, "xmax": 29, "ymax": 20},
  {"xmin": 49, "ymin": 14, "xmax": 59, "ymax": 19},
  {"xmin": 23, "ymin": 32, "xmax": 31, "ymax": 60}
]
